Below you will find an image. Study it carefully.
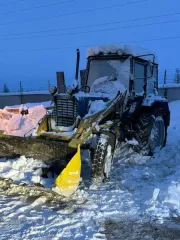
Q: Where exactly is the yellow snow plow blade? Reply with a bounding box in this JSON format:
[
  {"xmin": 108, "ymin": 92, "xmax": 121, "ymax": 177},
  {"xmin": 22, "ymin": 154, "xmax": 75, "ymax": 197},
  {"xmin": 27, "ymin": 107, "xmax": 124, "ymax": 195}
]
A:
[{"xmin": 55, "ymin": 145, "xmax": 81, "ymax": 197}]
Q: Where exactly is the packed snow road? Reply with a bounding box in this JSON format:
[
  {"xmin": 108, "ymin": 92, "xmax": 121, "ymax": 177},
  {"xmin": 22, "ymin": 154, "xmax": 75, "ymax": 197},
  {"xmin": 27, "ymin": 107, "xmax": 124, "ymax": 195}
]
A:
[{"xmin": 0, "ymin": 101, "xmax": 180, "ymax": 240}]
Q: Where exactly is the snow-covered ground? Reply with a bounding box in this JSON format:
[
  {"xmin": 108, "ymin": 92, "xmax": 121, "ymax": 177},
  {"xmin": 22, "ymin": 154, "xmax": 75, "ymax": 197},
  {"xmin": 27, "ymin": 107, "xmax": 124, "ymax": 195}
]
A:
[
  {"xmin": 0, "ymin": 101, "xmax": 180, "ymax": 239},
  {"xmin": 0, "ymin": 156, "xmax": 55, "ymax": 188}
]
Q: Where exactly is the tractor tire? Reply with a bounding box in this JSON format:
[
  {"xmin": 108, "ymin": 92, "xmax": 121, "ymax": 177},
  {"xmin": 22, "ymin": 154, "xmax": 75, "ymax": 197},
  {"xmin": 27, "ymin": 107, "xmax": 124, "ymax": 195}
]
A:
[
  {"xmin": 91, "ymin": 133, "xmax": 115, "ymax": 182},
  {"xmin": 134, "ymin": 112, "xmax": 166, "ymax": 156}
]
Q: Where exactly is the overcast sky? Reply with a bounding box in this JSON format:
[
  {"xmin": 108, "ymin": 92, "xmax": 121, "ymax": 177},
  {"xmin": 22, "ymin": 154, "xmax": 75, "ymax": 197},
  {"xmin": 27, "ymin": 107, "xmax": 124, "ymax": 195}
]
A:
[{"xmin": 0, "ymin": 0, "xmax": 179, "ymax": 91}]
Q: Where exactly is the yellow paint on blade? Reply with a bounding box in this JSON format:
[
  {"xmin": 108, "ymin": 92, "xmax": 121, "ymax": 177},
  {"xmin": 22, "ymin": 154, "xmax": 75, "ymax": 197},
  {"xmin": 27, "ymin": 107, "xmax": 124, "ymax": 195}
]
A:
[{"xmin": 55, "ymin": 145, "xmax": 81, "ymax": 197}]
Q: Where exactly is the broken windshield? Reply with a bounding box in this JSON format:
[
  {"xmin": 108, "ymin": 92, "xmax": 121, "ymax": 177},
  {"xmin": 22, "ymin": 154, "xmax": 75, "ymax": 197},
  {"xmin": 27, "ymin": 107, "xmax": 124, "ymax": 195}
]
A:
[{"xmin": 87, "ymin": 58, "xmax": 130, "ymax": 89}]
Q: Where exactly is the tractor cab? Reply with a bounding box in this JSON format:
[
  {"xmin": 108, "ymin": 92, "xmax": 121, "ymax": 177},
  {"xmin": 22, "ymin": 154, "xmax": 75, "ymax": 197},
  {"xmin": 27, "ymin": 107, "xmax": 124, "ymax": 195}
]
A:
[
  {"xmin": 81, "ymin": 45, "xmax": 158, "ymax": 98},
  {"xmin": 49, "ymin": 45, "xmax": 160, "ymax": 133}
]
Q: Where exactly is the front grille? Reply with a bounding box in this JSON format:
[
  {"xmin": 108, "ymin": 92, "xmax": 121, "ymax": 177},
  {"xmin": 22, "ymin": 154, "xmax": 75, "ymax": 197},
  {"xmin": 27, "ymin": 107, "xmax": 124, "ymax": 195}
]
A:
[{"xmin": 52, "ymin": 94, "xmax": 77, "ymax": 127}]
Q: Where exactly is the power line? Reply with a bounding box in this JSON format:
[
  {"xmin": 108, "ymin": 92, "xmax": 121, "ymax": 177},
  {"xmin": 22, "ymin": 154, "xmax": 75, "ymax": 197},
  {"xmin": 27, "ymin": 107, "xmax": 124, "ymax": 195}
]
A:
[
  {"xmin": 0, "ymin": 19, "xmax": 178, "ymax": 40},
  {"xmin": 0, "ymin": 11, "xmax": 179, "ymax": 38},
  {"xmin": 0, "ymin": 0, "xmax": 26, "ymax": 7},
  {"xmin": 0, "ymin": 0, "xmax": 73, "ymax": 16},
  {"xmin": 159, "ymin": 70, "xmax": 177, "ymax": 73},
  {"xmin": 129, "ymin": 36, "xmax": 180, "ymax": 44},
  {"xmin": 159, "ymin": 69, "xmax": 177, "ymax": 72},
  {"xmin": 0, "ymin": 0, "xmax": 149, "ymax": 26},
  {"xmin": 0, "ymin": 35, "xmax": 179, "ymax": 52}
]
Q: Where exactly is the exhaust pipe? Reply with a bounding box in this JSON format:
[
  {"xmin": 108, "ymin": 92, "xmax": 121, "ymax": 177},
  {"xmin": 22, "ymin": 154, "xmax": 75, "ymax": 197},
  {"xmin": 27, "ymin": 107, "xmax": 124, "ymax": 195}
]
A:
[{"xmin": 73, "ymin": 49, "xmax": 80, "ymax": 90}]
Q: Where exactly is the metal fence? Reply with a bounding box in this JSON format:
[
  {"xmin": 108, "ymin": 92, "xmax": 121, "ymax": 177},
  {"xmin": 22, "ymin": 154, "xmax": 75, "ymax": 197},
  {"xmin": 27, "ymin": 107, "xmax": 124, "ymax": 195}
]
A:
[
  {"xmin": 0, "ymin": 84, "xmax": 180, "ymax": 109},
  {"xmin": 0, "ymin": 74, "xmax": 75, "ymax": 93},
  {"xmin": 0, "ymin": 80, "xmax": 175, "ymax": 93},
  {"xmin": 0, "ymin": 92, "xmax": 51, "ymax": 108},
  {"xmin": 0, "ymin": 80, "xmax": 56, "ymax": 93}
]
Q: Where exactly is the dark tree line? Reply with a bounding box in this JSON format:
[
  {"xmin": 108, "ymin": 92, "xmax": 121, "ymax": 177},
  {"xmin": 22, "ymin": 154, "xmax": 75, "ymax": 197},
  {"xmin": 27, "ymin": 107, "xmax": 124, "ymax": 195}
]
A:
[{"xmin": 2, "ymin": 84, "xmax": 10, "ymax": 93}]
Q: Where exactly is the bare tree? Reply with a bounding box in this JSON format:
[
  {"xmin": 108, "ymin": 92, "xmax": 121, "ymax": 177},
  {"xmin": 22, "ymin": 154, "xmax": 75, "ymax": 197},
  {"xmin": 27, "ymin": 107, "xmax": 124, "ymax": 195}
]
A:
[{"xmin": 2, "ymin": 84, "xmax": 10, "ymax": 93}]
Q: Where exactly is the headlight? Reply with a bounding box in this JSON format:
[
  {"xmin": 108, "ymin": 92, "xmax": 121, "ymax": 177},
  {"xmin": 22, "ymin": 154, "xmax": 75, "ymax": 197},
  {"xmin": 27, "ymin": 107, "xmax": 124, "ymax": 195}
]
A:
[{"xmin": 49, "ymin": 86, "xmax": 57, "ymax": 95}]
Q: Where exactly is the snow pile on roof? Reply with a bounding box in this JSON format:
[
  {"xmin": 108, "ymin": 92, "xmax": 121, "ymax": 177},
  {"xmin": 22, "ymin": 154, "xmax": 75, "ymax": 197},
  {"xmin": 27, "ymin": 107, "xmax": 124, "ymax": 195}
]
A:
[
  {"xmin": 87, "ymin": 44, "xmax": 158, "ymax": 63},
  {"xmin": 0, "ymin": 156, "xmax": 54, "ymax": 188},
  {"xmin": 0, "ymin": 105, "xmax": 46, "ymax": 137}
]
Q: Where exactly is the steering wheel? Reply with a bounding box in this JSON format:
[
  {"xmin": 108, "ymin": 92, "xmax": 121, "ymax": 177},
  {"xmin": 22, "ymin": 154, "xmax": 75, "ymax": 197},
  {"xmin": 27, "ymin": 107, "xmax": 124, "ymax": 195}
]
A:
[{"xmin": 79, "ymin": 85, "xmax": 90, "ymax": 93}]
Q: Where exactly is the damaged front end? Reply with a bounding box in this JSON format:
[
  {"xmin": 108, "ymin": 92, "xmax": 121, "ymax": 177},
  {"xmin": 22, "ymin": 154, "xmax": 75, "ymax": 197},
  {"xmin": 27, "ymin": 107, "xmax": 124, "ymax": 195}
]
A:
[{"xmin": 0, "ymin": 91, "xmax": 126, "ymax": 197}]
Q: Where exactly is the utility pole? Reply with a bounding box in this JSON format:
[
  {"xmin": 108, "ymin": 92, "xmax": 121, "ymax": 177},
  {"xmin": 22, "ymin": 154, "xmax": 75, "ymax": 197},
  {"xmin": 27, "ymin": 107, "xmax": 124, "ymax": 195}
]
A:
[{"xmin": 20, "ymin": 81, "xmax": 23, "ymax": 104}]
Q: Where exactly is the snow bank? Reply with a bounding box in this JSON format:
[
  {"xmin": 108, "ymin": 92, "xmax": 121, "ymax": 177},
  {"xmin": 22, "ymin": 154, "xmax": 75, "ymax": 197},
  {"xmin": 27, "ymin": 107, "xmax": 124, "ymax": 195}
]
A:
[
  {"xmin": 116, "ymin": 100, "xmax": 180, "ymax": 220},
  {"xmin": 0, "ymin": 105, "xmax": 46, "ymax": 137},
  {"xmin": 168, "ymin": 100, "xmax": 180, "ymax": 125},
  {"xmin": 0, "ymin": 156, "xmax": 54, "ymax": 188},
  {"xmin": 146, "ymin": 101, "xmax": 180, "ymax": 218},
  {"xmin": 87, "ymin": 44, "xmax": 158, "ymax": 63}
]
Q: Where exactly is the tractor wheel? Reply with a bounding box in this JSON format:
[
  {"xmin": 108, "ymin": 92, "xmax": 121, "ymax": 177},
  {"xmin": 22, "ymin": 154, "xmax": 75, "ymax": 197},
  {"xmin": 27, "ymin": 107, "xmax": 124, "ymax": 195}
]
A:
[
  {"xmin": 134, "ymin": 113, "xmax": 166, "ymax": 156},
  {"xmin": 91, "ymin": 133, "xmax": 115, "ymax": 182}
]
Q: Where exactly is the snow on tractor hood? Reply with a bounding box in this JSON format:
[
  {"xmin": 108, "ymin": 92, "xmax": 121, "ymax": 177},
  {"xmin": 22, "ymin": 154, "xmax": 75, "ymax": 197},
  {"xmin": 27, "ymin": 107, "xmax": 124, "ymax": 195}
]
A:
[{"xmin": 87, "ymin": 44, "xmax": 158, "ymax": 63}]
